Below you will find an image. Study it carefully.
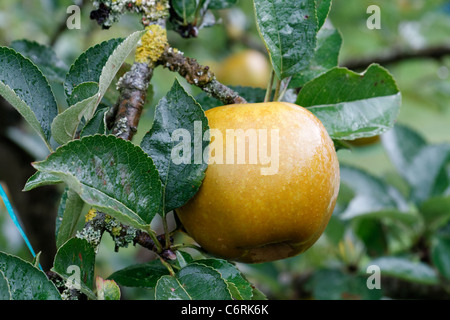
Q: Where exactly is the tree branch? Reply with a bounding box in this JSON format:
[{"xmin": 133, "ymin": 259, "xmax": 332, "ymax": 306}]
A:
[
  {"xmin": 343, "ymin": 44, "xmax": 450, "ymax": 70},
  {"xmin": 108, "ymin": 62, "xmax": 153, "ymax": 141},
  {"xmin": 157, "ymin": 46, "xmax": 248, "ymax": 104}
]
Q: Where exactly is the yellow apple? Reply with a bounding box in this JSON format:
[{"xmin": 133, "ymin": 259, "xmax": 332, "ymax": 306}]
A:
[
  {"xmin": 216, "ymin": 50, "xmax": 271, "ymax": 88},
  {"xmin": 176, "ymin": 102, "xmax": 340, "ymax": 263}
]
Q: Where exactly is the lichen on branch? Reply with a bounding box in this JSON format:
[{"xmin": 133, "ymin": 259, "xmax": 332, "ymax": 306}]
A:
[
  {"xmin": 135, "ymin": 24, "xmax": 168, "ymax": 65},
  {"xmin": 91, "ymin": 0, "xmax": 170, "ymax": 28},
  {"xmin": 157, "ymin": 46, "xmax": 248, "ymax": 104}
]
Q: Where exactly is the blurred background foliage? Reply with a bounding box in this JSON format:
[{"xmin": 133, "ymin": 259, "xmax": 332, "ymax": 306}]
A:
[{"xmin": 1, "ymin": 0, "xmax": 450, "ymax": 299}]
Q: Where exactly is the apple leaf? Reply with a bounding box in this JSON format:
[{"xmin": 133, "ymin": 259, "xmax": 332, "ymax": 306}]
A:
[
  {"xmin": 23, "ymin": 171, "xmax": 63, "ymax": 192},
  {"xmin": 0, "ymin": 270, "xmax": 11, "ymax": 300},
  {"xmin": 431, "ymin": 228, "xmax": 450, "ymax": 280},
  {"xmin": 290, "ymin": 26, "xmax": 342, "ymax": 87},
  {"xmin": 381, "ymin": 124, "xmax": 428, "ymax": 182},
  {"xmin": 55, "ymin": 188, "xmax": 85, "ymax": 249},
  {"xmin": 367, "ymin": 257, "xmax": 439, "ymax": 285},
  {"xmin": 297, "ymin": 64, "xmax": 401, "ymax": 140},
  {"xmin": 31, "ymin": 135, "xmax": 162, "ymax": 230},
  {"xmin": 253, "ymin": 0, "xmax": 318, "ymax": 80},
  {"xmin": 338, "ymin": 165, "xmax": 415, "ymax": 224},
  {"xmin": 107, "ymin": 260, "xmax": 170, "ymax": 288},
  {"xmin": 64, "ymin": 38, "xmax": 121, "ymax": 99},
  {"xmin": 10, "ymin": 39, "xmax": 69, "ymax": 83},
  {"xmin": 382, "ymin": 124, "xmax": 450, "ymax": 204},
  {"xmin": 53, "ymin": 31, "xmax": 144, "ymax": 146},
  {"xmin": 171, "ymin": 0, "xmax": 198, "ymax": 20},
  {"xmin": 96, "ymin": 277, "xmax": 121, "ymax": 300},
  {"xmin": 315, "ymin": 0, "xmax": 332, "ymax": 29},
  {"xmin": 195, "ymin": 259, "xmax": 253, "ymax": 300},
  {"xmin": 52, "ymin": 238, "xmax": 96, "ymax": 299},
  {"xmin": 0, "ymin": 252, "xmax": 61, "ymax": 300},
  {"xmin": 208, "ymin": 0, "xmax": 238, "ymax": 9},
  {"xmin": 80, "ymin": 105, "xmax": 109, "ymax": 137},
  {"xmin": 0, "ymin": 46, "xmax": 58, "ymax": 149},
  {"xmin": 419, "ymin": 196, "xmax": 450, "ymax": 233},
  {"xmin": 51, "ymin": 86, "xmax": 99, "ymax": 145},
  {"xmin": 154, "ymin": 263, "xmax": 232, "ymax": 300},
  {"xmin": 305, "ymin": 269, "xmax": 382, "ymax": 300},
  {"xmin": 141, "ymin": 80, "xmax": 209, "ymax": 215}
]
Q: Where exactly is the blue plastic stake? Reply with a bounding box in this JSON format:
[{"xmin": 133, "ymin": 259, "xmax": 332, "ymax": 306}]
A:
[{"xmin": 0, "ymin": 183, "xmax": 43, "ymax": 271}]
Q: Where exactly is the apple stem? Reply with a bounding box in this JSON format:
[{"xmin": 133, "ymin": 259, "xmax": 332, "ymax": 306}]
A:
[
  {"xmin": 273, "ymin": 78, "xmax": 282, "ymax": 102},
  {"xmin": 264, "ymin": 70, "xmax": 275, "ymax": 102}
]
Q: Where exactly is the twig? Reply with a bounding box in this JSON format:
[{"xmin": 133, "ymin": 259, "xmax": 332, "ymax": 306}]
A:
[
  {"xmin": 343, "ymin": 44, "xmax": 450, "ymax": 70},
  {"xmin": 109, "ymin": 63, "xmax": 153, "ymax": 141},
  {"xmin": 157, "ymin": 46, "xmax": 247, "ymax": 104}
]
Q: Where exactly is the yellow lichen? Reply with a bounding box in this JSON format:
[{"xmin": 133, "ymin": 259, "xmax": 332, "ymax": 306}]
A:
[
  {"xmin": 135, "ymin": 24, "xmax": 168, "ymax": 65},
  {"xmin": 85, "ymin": 209, "xmax": 97, "ymax": 223},
  {"xmin": 111, "ymin": 226, "xmax": 122, "ymax": 237}
]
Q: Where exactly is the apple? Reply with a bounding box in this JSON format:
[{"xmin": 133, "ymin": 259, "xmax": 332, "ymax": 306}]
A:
[
  {"xmin": 176, "ymin": 102, "xmax": 340, "ymax": 263},
  {"xmin": 216, "ymin": 50, "xmax": 271, "ymax": 88}
]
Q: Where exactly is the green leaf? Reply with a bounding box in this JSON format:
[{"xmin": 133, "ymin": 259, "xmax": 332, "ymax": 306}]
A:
[
  {"xmin": 64, "ymin": 38, "xmax": 122, "ymax": 98},
  {"xmin": 208, "ymin": 0, "xmax": 238, "ymax": 9},
  {"xmin": 305, "ymin": 268, "xmax": 382, "ymax": 300},
  {"xmin": 174, "ymin": 250, "xmax": 194, "ymax": 269},
  {"xmin": 381, "ymin": 124, "xmax": 428, "ymax": 185},
  {"xmin": 253, "ymin": 0, "xmax": 318, "ymax": 79},
  {"xmin": 52, "ymin": 238, "xmax": 96, "ymax": 299},
  {"xmin": 80, "ymin": 105, "xmax": 109, "ymax": 137},
  {"xmin": 51, "ymin": 87, "xmax": 99, "ymax": 145},
  {"xmin": 55, "ymin": 31, "xmax": 144, "ymax": 146},
  {"xmin": 353, "ymin": 219, "xmax": 388, "ymax": 256},
  {"xmin": 195, "ymin": 258, "xmax": 253, "ymax": 300},
  {"xmin": 251, "ymin": 286, "xmax": 268, "ymax": 300},
  {"xmin": 315, "ymin": 0, "xmax": 332, "ymax": 29},
  {"xmin": 0, "ymin": 251, "xmax": 61, "ymax": 300},
  {"xmin": 155, "ymin": 263, "xmax": 232, "ymax": 300},
  {"xmin": 420, "ymin": 196, "xmax": 450, "ymax": 233},
  {"xmin": 431, "ymin": 227, "xmax": 450, "ymax": 280},
  {"xmin": 290, "ymin": 26, "xmax": 342, "ymax": 87},
  {"xmin": 96, "ymin": 277, "xmax": 121, "ymax": 300},
  {"xmin": 11, "ymin": 39, "xmax": 69, "ymax": 83},
  {"xmin": 141, "ymin": 80, "xmax": 209, "ymax": 214},
  {"xmin": 297, "ymin": 64, "xmax": 401, "ymax": 140},
  {"xmin": 383, "ymin": 126, "xmax": 450, "ymax": 203},
  {"xmin": 23, "ymin": 171, "xmax": 63, "ymax": 192},
  {"xmin": 0, "ymin": 46, "xmax": 58, "ymax": 149},
  {"xmin": 56, "ymin": 188, "xmax": 85, "ymax": 249},
  {"xmin": 408, "ymin": 144, "xmax": 450, "ymax": 203},
  {"xmin": 367, "ymin": 257, "xmax": 439, "ymax": 285},
  {"xmin": 155, "ymin": 275, "xmax": 190, "ymax": 300},
  {"xmin": 338, "ymin": 165, "xmax": 415, "ymax": 223},
  {"xmin": 108, "ymin": 260, "xmax": 170, "ymax": 288},
  {"xmin": 0, "ymin": 270, "xmax": 11, "ymax": 300},
  {"xmin": 172, "ymin": 0, "xmax": 198, "ymax": 21},
  {"xmin": 32, "ymin": 135, "xmax": 162, "ymax": 230},
  {"xmin": 66, "ymin": 82, "xmax": 100, "ymax": 107}
]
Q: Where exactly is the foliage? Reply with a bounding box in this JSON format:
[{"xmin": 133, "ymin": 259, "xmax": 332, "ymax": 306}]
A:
[{"xmin": 0, "ymin": 0, "xmax": 448, "ymax": 300}]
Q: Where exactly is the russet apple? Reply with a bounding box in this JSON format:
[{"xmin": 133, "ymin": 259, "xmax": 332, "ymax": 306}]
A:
[{"xmin": 176, "ymin": 102, "xmax": 340, "ymax": 263}]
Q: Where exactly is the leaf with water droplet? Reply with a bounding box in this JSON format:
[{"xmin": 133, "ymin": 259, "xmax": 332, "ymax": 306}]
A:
[
  {"xmin": 254, "ymin": 0, "xmax": 318, "ymax": 79},
  {"xmin": 0, "ymin": 251, "xmax": 61, "ymax": 300},
  {"xmin": 32, "ymin": 135, "xmax": 162, "ymax": 230},
  {"xmin": 297, "ymin": 64, "xmax": 401, "ymax": 140},
  {"xmin": 0, "ymin": 46, "xmax": 58, "ymax": 150},
  {"xmin": 141, "ymin": 80, "xmax": 209, "ymax": 215}
]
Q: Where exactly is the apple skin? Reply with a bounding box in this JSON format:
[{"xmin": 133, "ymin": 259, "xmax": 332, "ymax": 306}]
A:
[
  {"xmin": 216, "ymin": 50, "xmax": 271, "ymax": 88},
  {"xmin": 176, "ymin": 102, "xmax": 340, "ymax": 263}
]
